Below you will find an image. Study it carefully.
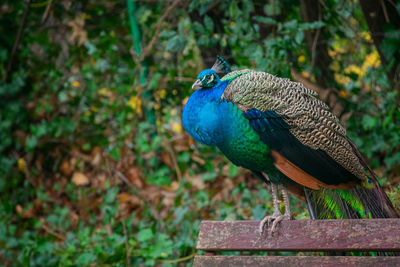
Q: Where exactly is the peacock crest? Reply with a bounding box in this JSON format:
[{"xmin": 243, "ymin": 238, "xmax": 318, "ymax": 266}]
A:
[{"xmin": 211, "ymin": 55, "xmax": 230, "ymax": 75}]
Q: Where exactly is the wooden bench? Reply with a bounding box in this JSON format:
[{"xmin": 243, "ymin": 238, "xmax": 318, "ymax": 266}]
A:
[{"xmin": 194, "ymin": 219, "xmax": 400, "ymax": 266}]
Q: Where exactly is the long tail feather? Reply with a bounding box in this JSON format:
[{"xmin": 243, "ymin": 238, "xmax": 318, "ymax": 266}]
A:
[
  {"xmin": 304, "ymin": 184, "xmax": 399, "ymax": 220},
  {"xmin": 305, "ymin": 184, "xmax": 399, "ymax": 256}
]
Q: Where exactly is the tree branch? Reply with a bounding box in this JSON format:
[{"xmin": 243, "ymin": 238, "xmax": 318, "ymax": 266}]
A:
[{"xmin": 139, "ymin": 0, "xmax": 182, "ymax": 62}]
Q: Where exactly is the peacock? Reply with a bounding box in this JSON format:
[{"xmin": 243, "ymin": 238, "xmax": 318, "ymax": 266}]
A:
[{"xmin": 182, "ymin": 56, "xmax": 399, "ymax": 235}]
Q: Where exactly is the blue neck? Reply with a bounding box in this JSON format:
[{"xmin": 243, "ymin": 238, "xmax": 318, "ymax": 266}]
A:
[
  {"xmin": 194, "ymin": 80, "xmax": 226, "ymax": 101},
  {"xmin": 182, "ymin": 80, "xmax": 234, "ymax": 145}
]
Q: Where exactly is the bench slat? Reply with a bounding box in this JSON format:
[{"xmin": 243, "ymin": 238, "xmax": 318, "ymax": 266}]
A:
[
  {"xmin": 197, "ymin": 219, "xmax": 400, "ymax": 251},
  {"xmin": 193, "ymin": 256, "xmax": 400, "ymax": 267}
]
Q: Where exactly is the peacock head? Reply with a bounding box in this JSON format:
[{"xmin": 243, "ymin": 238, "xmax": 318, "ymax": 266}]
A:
[
  {"xmin": 192, "ymin": 55, "xmax": 230, "ymax": 90},
  {"xmin": 192, "ymin": 69, "xmax": 220, "ymax": 90}
]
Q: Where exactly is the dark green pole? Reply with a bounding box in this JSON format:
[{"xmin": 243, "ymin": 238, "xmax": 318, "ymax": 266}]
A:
[{"xmin": 127, "ymin": 0, "xmax": 155, "ymax": 125}]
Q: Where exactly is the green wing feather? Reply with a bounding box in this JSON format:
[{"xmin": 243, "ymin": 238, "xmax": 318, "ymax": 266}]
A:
[{"xmin": 221, "ymin": 70, "xmax": 367, "ymax": 182}]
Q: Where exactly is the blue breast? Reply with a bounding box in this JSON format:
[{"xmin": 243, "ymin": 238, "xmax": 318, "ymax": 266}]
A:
[
  {"xmin": 182, "ymin": 81, "xmax": 277, "ymax": 174},
  {"xmin": 182, "ymin": 81, "xmax": 234, "ymax": 146}
]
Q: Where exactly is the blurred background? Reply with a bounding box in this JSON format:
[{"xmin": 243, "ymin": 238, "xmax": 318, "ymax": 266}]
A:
[{"xmin": 1, "ymin": 0, "xmax": 399, "ymax": 265}]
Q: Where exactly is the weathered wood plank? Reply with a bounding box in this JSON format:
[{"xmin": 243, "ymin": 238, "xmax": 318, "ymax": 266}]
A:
[
  {"xmin": 197, "ymin": 219, "xmax": 400, "ymax": 251},
  {"xmin": 193, "ymin": 256, "xmax": 400, "ymax": 267}
]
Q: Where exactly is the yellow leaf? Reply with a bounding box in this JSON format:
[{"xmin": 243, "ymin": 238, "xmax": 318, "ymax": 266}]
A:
[
  {"xmin": 18, "ymin": 158, "xmax": 27, "ymax": 173},
  {"xmin": 171, "ymin": 122, "xmax": 182, "ymax": 133},
  {"xmin": 344, "ymin": 65, "xmax": 363, "ymax": 76},
  {"xmin": 300, "ymin": 71, "xmax": 310, "ymax": 78},
  {"xmin": 360, "ymin": 31, "xmax": 373, "ymax": 43},
  {"xmin": 334, "ymin": 73, "xmax": 351, "ymax": 85},
  {"xmin": 72, "ymin": 81, "xmax": 81, "ymax": 87},
  {"xmin": 332, "ymin": 42, "xmax": 346, "ymax": 54},
  {"xmin": 98, "ymin": 88, "xmax": 109, "ymax": 96},
  {"xmin": 159, "ymin": 89, "xmax": 167, "ymax": 99},
  {"xmin": 90, "ymin": 106, "xmax": 99, "ymax": 112},
  {"xmin": 328, "ymin": 49, "xmax": 336, "ymax": 57},
  {"xmin": 182, "ymin": 96, "xmax": 189, "ymax": 106},
  {"xmin": 363, "ymin": 50, "xmax": 380, "ymax": 69},
  {"xmin": 339, "ymin": 90, "xmax": 350, "ymax": 98},
  {"xmin": 127, "ymin": 96, "xmax": 142, "ymax": 116},
  {"xmin": 297, "ymin": 55, "xmax": 306, "ymax": 63},
  {"xmin": 329, "ymin": 61, "xmax": 340, "ymax": 72}
]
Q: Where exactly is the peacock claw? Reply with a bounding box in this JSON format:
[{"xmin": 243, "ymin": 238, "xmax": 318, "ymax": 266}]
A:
[{"xmin": 259, "ymin": 214, "xmax": 290, "ymax": 236}]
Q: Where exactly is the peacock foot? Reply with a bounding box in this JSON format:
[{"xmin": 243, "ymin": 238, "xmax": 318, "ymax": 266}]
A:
[
  {"xmin": 258, "ymin": 183, "xmax": 292, "ymax": 236},
  {"xmin": 258, "ymin": 213, "xmax": 291, "ymax": 236}
]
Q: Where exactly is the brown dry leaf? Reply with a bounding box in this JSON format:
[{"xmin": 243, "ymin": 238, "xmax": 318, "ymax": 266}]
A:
[
  {"xmin": 160, "ymin": 151, "xmax": 174, "ymax": 169},
  {"xmin": 90, "ymin": 146, "xmax": 102, "ymax": 166},
  {"xmin": 126, "ymin": 168, "xmax": 143, "ymax": 188},
  {"xmin": 191, "ymin": 154, "xmax": 205, "ymax": 165},
  {"xmin": 60, "ymin": 159, "xmax": 72, "ymax": 176},
  {"xmin": 143, "ymin": 186, "xmax": 161, "ymax": 203},
  {"xmin": 68, "ymin": 14, "xmax": 88, "ymax": 46},
  {"xmin": 22, "ymin": 209, "xmax": 35, "ymax": 219},
  {"xmin": 187, "ymin": 135, "xmax": 195, "ymax": 147},
  {"xmin": 16, "ymin": 205, "xmax": 23, "ymax": 214},
  {"xmin": 173, "ymin": 134, "xmax": 191, "ymax": 151},
  {"xmin": 212, "ymin": 178, "xmax": 235, "ymax": 202},
  {"xmin": 163, "ymin": 181, "xmax": 179, "ymax": 192},
  {"xmin": 92, "ymin": 173, "xmax": 107, "ymax": 189},
  {"xmin": 161, "ymin": 191, "xmax": 176, "ymax": 208},
  {"xmin": 16, "ymin": 204, "xmax": 35, "ymax": 219},
  {"xmin": 222, "ymin": 163, "xmax": 235, "ymax": 177},
  {"xmin": 118, "ymin": 192, "xmax": 132, "ymax": 203},
  {"xmin": 186, "ymin": 174, "xmax": 205, "ymax": 190},
  {"xmin": 143, "ymin": 151, "xmax": 156, "ymax": 160},
  {"xmin": 72, "ymin": 172, "xmax": 89, "ymax": 186}
]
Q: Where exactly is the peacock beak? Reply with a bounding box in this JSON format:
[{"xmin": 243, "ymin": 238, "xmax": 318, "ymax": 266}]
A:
[{"xmin": 192, "ymin": 79, "xmax": 202, "ymax": 90}]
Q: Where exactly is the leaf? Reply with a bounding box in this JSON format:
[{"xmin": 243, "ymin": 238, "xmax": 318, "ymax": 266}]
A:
[
  {"xmin": 72, "ymin": 172, "xmax": 89, "ymax": 186},
  {"xmin": 384, "ymin": 152, "xmax": 400, "ymax": 170},
  {"xmin": 283, "ymin": 20, "xmax": 297, "ymax": 30},
  {"xmin": 137, "ymin": 228, "xmax": 153, "ymax": 242},
  {"xmin": 295, "ymin": 31, "xmax": 304, "ymax": 44},
  {"xmin": 202, "ymin": 172, "xmax": 217, "ymax": 181},
  {"xmin": 253, "ymin": 16, "xmax": 276, "ymax": 24},
  {"xmin": 68, "ymin": 14, "xmax": 88, "ymax": 46},
  {"xmin": 165, "ymin": 35, "xmax": 180, "ymax": 51},
  {"xmin": 105, "ymin": 187, "xmax": 118, "ymax": 204},
  {"xmin": 60, "ymin": 159, "xmax": 72, "ymax": 176},
  {"xmin": 252, "ymin": 205, "xmax": 267, "ymax": 220},
  {"xmin": 301, "ymin": 21, "xmax": 325, "ymax": 30},
  {"xmin": 126, "ymin": 168, "xmax": 143, "ymax": 188},
  {"xmin": 362, "ymin": 115, "xmax": 378, "ymax": 130},
  {"xmin": 109, "ymin": 147, "xmax": 121, "ymax": 161},
  {"xmin": 228, "ymin": 164, "xmax": 239, "ymax": 178},
  {"xmin": 204, "ymin": 15, "xmax": 214, "ymax": 31},
  {"xmin": 76, "ymin": 252, "xmax": 96, "ymax": 265},
  {"xmin": 186, "ymin": 174, "xmax": 205, "ymax": 190}
]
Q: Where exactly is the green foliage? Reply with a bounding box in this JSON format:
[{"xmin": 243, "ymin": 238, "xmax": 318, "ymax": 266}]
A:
[{"xmin": 0, "ymin": 0, "xmax": 399, "ymax": 266}]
